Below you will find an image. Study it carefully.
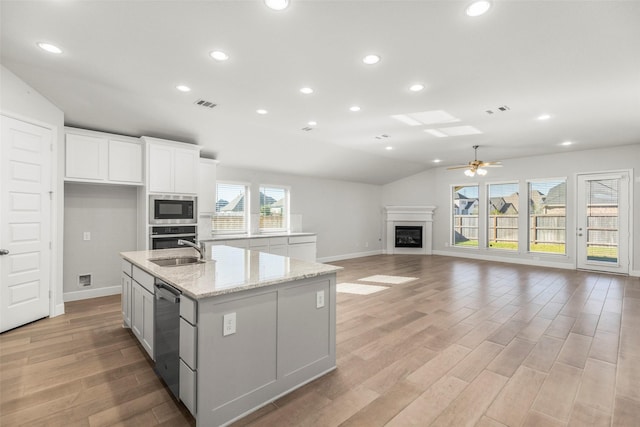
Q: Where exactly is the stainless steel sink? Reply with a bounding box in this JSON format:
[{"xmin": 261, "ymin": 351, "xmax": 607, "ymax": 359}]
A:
[{"xmin": 150, "ymin": 256, "xmax": 204, "ymax": 267}]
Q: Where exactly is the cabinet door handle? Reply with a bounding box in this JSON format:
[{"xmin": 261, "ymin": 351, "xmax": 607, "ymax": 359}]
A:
[{"xmin": 0, "ymin": 249, "xmax": 9, "ymax": 256}]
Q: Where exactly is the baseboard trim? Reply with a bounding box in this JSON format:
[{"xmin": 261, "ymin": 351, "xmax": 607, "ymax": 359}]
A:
[
  {"xmin": 630, "ymin": 270, "xmax": 640, "ymax": 278},
  {"xmin": 64, "ymin": 285, "xmax": 121, "ymax": 302},
  {"xmin": 317, "ymin": 250, "xmax": 383, "ymax": 263},
  {"xmin": 432, "ymin": 249, "xmax": 575, "ymax": 271},
  {"xmin": 53, "ymin": 303, "xmax": 65, "ymax": 317}
]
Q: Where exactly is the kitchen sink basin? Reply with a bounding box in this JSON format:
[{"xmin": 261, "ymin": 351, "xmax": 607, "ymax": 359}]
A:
[{"xmin": 150, "ymin": 256, "xmax": 204, "ymax": 267}]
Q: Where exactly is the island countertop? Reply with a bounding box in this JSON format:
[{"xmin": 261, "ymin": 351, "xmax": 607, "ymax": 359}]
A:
[{"xmin": 120, "ymin": 245, "xmax": 342, "ymax": 300}]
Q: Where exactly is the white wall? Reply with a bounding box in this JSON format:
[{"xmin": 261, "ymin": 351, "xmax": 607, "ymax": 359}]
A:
[
  {"xmin": 383, "ymin": 144, "xmax": 640, "ymax": 274},
  {"xmin": 63, "ymin": 183, "xmax": 138, "ymax": 300},
  {"xmin": 0, "ymin": 65, "xmax": 66, "ymax": 315},
  {"xmin": 216, "ymin": 165, "xmax": 383, "ymax": 261}
]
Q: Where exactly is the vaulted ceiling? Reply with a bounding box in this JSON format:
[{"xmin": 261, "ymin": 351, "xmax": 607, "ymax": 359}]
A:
[{"xmin": 2, "ymin": 1, "xmax": 639, "ymax": 184}]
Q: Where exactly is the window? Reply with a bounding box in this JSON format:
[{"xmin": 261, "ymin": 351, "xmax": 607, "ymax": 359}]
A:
[
  {"xmin": 487, "ymin": 182, "xmax": 519, "ymax": 251},
  {"xmin": 259, "ymin": 185, "xmax": 289, "ymax": 231},
  {"xmin": 452, "ymin": 185, "xmax": 479, "ymax": 247},
  {"xmin": 213, "ymin": 182, "xmax": 249, "ymax": 233},
  {"xmin": 528, "ymin": 179, "xmax": 567, "ymax": 254}
]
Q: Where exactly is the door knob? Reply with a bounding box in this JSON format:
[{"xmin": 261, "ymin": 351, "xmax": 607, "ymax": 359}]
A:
[
  {"xmin": 578, "ymin": 233, "xmax": 583, "ymax": 236},
  {"xmin": 0, "ymin": 249, "xmax": 9, "ymax": 255}
]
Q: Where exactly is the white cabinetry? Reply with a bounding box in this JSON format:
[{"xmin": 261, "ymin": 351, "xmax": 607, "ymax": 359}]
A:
[
  {"xmin": 206, "ymin": 235, "xmax": 316, "ymax": 261},
  {"xmin": 131, "ymin": 265, "xmax": 155, "ymax": 359},
  {"xmin": 179, "ymin": 295, "xmax": 197, "ymax": 415},
  {"xmin": 144, "ymin": 137, "xmax": 201, "ymax": 194},
  {"xmin": 287, "ymin": 235, "xmax": 317, "ymax": 262},
  {"xmin": 121, "ymin": 260, "xmax": 133, "ymax": 327},
  {"xmin": 65, "ymin": 127, "xmax": 142, "ymax": 185}
]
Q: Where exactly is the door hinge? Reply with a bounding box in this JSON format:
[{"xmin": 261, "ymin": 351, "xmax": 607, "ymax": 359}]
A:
[
  {"xmin": 49, "ymin": 191, "xmax": 53, "ymax": 200},
  {"xmin": 49, "ymin": 290, "xmax": 52, "ymax": 299},
  {"xmin": 50, "ymin": 144, "xmax": 53, "ymax": 152}
]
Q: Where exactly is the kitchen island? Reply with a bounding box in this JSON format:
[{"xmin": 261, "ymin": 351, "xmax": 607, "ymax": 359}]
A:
[{"xmin": 120, "ymin": 245, "xmax": 341, "ymax": 426}]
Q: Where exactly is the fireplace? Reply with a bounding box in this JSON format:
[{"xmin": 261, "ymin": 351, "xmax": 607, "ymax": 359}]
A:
[{"xmin": 395, "ymin": 226, "xmax": 423, "ymax": 248}]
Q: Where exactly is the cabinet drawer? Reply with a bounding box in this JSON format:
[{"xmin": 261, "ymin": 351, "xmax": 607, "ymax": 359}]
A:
[
  {"xmin": 132, "ymin": 265, "xmax": 154, "ymax": 293},
  {"xmin": 180, "ymin": 359, "xmax": 197, "ymax": 415},
  {"xmin": 122, "ymin": 259, "xmax": 132, "ymax": 277},
  {"xmin": 180, "ymin": 318, "xmax": 197, "ymax": 370},
  {"xmin": 289, "ymin": 235, "xmax": 316, "ymax": 244},
  {"xmin": 180, "ymin": 295, "xmax": 197, "ymax": 325},
  {"xmin": 249, "ymin": 238, "xmax": 269, "ymax": 247},
  {"xmin": 269, "ymin": 237, "xmax": 288, "ymax": 246}
]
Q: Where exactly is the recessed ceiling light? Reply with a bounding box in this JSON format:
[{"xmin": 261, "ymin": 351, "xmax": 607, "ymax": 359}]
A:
[
  {"xmin": 425, "ymin": 129, "xmax": 448, "ymax": 138},
  {"xmin": 37, "ymin": 42, "xmax": 62, "ymax": 54},
  {"xmin": 256, "ymin": 109, "xmax": 268, "ymax": 115},
  {"xmin": 176, "ymin": 85, "xmax": 191, "ymax": 92},
  {"xmin": 264, "ymin": 0, "xmax": 289, "ymax": 11},
  {"xmin": 350, "ymin": 106, "xmax": 361, "ymax": 112},
  {"xmin": 537, "ymin": 114, "xmax": 552, "ymax": 121},
  {"xmin": 466, "ymin": 0, "xmax": 492, "ymax": 17},
  {"xmin": 438, "ymin": 125, "xmax": 483, "ymax": 136},
  {"xmin": 561, "ymin": 141, "xmax": 573, "ymax": 146},
  {"xmin": 362, "ymin": 54, "xmax": 381, "ymax": 65},
  {"xmin": 385, "ymin": 146, "xmax": 393, "ymax": 150},
  {"xmin": 300, "ymin": 87, "xmax": 314, "ymax": 94},
  {"xmin": 210, "ymin": 50, "xmax": 229, "ymax": 61},
  {"xmin": 308, "ymin": 121, "xmax": 317, "ymax": 126},
  {"xmin": 409, "ymin": 84, "xmax": 425, "ymax": 92},
  {"xmin": 433, "ymin": 159, "xmax": 442, "ymax": 163}
]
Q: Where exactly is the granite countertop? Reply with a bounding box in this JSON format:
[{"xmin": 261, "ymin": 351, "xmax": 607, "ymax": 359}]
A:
[
  {"xmin": 120, "ymin": 245, "xmax": 341, "ymax": 300},
  {"xmin": 200, "ymin": 232, "xmax": 316, "ymax": 242}
]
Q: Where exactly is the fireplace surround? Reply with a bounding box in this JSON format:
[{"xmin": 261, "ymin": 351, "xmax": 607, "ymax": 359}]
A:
[{"xmin": 384, "ymin": 206, "xmax": 436, "ymax": 255}]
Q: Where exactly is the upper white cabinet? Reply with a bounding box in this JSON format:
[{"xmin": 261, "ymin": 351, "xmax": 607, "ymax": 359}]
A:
[
  {"xmin": 143, "ymin": 137, "xmax": 201, "ymax": 194},
  {"xmin": 64, "ymin": 127, "xmax": 143, "ymax": 185}
]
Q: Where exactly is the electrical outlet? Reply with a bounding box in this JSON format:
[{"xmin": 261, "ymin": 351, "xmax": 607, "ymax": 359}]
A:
[
  {"xmin": 83, "ymin": 232, "xmax": 91, "ymax": 241},
  {"xmin": 316, "ymin": 290, "xmax": 325, "ymax": 309},
  {"xmin": 223, "ymin": 312, "xmax": 236, "ymax": 336}
]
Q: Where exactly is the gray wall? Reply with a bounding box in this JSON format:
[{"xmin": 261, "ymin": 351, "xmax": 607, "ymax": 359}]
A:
[
  {"xmin": 0, "ymin": 65, "xmax": 66, "ymax": 315},
  {"xmin": 383, "ymin": 144, "xmax": 640, "ymax": 274},
  {"xmin": 216, "ymin": 165, "xmax": 383, "ymax": 261},
  {"xmin": 63, "ymin": 183, "xmax": 138, "ymax": 298}
]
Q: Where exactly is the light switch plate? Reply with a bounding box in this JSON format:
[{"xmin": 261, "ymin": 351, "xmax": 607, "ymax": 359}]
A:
[
  {"xmin": 83, "ymin": 231, "xmax": 91, "ymax": 241},
  {"xmin": 316, "ymin": 290, "xmax": 325, "ymax": 309},
  {"xmin": 223, "ymin": 312, "xmax": 236, "ymax": 336}
]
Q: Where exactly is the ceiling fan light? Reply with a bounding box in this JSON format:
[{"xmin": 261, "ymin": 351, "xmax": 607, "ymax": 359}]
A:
[
  {"xmin": 464, "ymin": 169, "xmax": 475, "ymax": 177},
  {"xmin": 476, "ymin": 168, "xmax": 487, "ymax": 176}
]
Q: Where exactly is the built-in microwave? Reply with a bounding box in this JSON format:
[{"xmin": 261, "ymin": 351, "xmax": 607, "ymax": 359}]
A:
[{"xmin": 149, "ymin": 195, "xmax": 197, "ymax": 225}]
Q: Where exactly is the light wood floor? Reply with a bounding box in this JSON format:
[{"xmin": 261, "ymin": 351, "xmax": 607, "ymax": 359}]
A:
[{"xmin": 2, "ymin": 255, "xmax": 639, "ymax": 426}]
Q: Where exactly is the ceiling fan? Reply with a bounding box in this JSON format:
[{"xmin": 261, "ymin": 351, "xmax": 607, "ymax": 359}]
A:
[{"xmin": 447, "ymin": 145, "xmax": 502, "ymax": 176}]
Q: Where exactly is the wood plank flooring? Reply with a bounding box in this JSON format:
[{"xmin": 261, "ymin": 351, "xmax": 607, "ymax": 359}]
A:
[{"xmin": 2, "ymin": 255, "xmax": 639, "ymax": 426}]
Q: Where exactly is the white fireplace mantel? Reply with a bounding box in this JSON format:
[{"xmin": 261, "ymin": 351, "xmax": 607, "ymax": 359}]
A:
[{"xmin": 384, "ymin": 205, "xmax": 436, "ymax": 255}]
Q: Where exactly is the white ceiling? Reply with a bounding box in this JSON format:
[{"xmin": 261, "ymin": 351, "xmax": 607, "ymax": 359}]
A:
[{"xmin": 2, "ymin": 0, "xmax": 639, "ymax": 185}]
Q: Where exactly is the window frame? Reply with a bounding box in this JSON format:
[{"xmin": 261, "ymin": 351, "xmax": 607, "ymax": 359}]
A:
[
  {"xmin": 450, "ymin": 183, "xmax": 480, "ymax": 249},
  {"xmin": 213, "ymin": 180, "xmax": 250, "ymax": 235},
  {"xmin": 486, "ymin": 181, "xmax": 520, "ymax": 251},
  {"xmin": 526, "ymin": 177, "xmax": 568, "ymax": 256},
  {"xmin": 259, "ymin": 184, "xmax": 290, "ymax": 233}
]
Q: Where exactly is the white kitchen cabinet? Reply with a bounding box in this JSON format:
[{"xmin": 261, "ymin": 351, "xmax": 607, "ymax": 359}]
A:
[
  {"xmin": 65, "ymin": 127, "xmax": 143, "ymax": 185},
  {"xmin": 121, "ymin": 260, "xmax": 133, "ymax": 327},
  {"xmin": 144, "ymin": 137, "xmax": 201, "ymax": 194},
  {"xmin": 131, "ymin": 280, "xmax": 154, "ymax": 359},
  {"xmin": 288, "ymin": 235, "xmax": 317, "ymax": 262}
]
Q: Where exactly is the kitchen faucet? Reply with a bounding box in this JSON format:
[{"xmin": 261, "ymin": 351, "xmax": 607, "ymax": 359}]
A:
[{"xmin": 178, "ymin": 239, "xmax": 206, "ymax": 261}]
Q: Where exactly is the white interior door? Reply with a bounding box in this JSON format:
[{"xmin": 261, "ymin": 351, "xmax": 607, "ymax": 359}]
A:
[
  {"xmin": 576, "ymin": 172, "xmax": 630, "ymax": 274},
  {"xmin": 1, "ymin": 115, "xmax": 52, "ymax": 332}
]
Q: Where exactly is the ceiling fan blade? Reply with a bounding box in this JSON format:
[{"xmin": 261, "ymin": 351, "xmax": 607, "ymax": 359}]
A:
[
  {"xmin": 447, "ymin": 165, "xmax": 472, "ymax": 170},
  {"xmin": 479, "ymin": 161, "xmax": 502, "ymax": 167}
]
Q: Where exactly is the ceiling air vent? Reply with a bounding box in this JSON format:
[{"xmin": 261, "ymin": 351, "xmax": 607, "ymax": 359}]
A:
[
  {"xmin": 301, "ymin": 127, "xmax": 313, "ymax": 132},
  {"xmin": 194, "ymin": 99, "xmax": 217, "ymax": 109},
  {"xmin": 486, "ymin": 105, "xmax": 510, "ymax": 115}
]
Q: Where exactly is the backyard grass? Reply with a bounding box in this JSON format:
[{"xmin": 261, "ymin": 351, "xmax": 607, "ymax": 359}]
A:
[{"xmin": 453, "ymin": 240, "xmax": 617, "ymax": 260}]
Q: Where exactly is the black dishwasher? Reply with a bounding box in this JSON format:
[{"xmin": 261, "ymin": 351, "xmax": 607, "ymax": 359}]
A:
[{"xmin": 154, "ymin": 280, "xmax": 181, "ymax": 398}]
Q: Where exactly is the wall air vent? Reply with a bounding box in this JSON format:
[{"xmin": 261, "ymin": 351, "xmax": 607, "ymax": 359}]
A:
[{"xmin": 194, "ymin": 99, "xmax": 217, "ymax": 109}]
